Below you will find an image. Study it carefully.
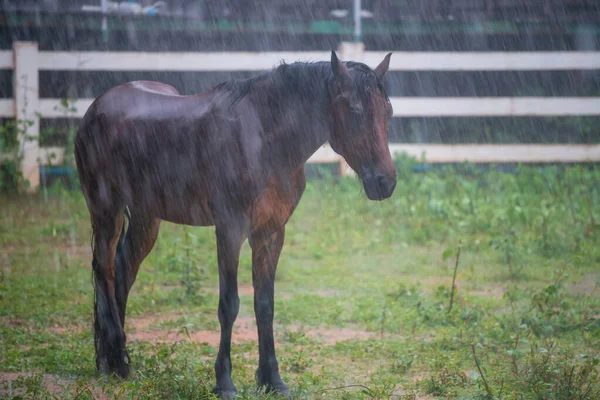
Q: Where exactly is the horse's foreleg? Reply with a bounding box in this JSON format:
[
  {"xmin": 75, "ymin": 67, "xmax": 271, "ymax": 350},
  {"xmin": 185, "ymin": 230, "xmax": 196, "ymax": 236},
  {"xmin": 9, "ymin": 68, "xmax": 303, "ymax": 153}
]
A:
[
  {"xmin": 249, "ymin": 227, "xmax": 288, "ymax": 397},
  {"xmin": 213, "ymin": 222, "xmax": 247, "ymax": 399},
  {"xmin": 91, "ymin": 211, "xmax": 129, "ymax": 378}
]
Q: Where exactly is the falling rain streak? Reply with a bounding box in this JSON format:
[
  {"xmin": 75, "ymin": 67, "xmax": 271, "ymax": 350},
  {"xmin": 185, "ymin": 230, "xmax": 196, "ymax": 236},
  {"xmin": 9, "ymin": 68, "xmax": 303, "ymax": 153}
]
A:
[{"xmin": 0, "ymin": 2, "xmax": 599, "ymax": 400}]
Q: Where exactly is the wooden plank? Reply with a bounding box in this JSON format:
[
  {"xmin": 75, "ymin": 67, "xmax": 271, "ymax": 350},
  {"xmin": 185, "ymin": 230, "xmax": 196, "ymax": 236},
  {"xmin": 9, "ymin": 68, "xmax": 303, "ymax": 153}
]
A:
[
  {"xmin": 388, "ymin": 144, "xmax": 600, "ymax": 163},
  {"xmin": 365, "ymin": 51, "xmax": 600, "ymax": 71},
  {"xmin": 39, "ymin": 98, "xmax": 94, "ymax": 118},
  {"xmin": 305, "ymin": 144, "xmax": 600, "ymax": 165},
  {"xmin": 390, "ymin": 97, "xmax": 600, "ymax": 116},
  {"xmin": 0, "ymin": 50, "xmax": 14, "ymax": 69},
  {"xmin": 19, "ymin": 144, "xmax": 600, "ymax": 169},
  {"xmin": 0, "ymin": 99, "xmax": 14, "ymax": 117},
  {"xmin": 14, "ymin": 42, "xmax": 40, "ymax": 191},
  {"xmin": 39, "ymin": 147, "xmax": 65, "ymax": 166},
  {"xmin": 39, "ymin": 97, "xmax": 600, "ymax": 118},
  {"xmin": 309, "ymin": 145, "xmax": 342, "ymax": 163},
  {"xmin": 38, "ymin": 51, "xmax": 331, "ymax": 71},
  {"xmin": 36, "ymin": 50, "xmax": 600, "ymax": 72}
]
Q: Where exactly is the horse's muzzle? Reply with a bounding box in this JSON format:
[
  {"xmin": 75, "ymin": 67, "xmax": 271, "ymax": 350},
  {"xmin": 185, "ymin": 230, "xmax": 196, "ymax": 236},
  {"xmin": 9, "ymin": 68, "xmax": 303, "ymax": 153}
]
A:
[{"xmin": 361, "ymin": 170, "xmax": 397, "ymax": 201}]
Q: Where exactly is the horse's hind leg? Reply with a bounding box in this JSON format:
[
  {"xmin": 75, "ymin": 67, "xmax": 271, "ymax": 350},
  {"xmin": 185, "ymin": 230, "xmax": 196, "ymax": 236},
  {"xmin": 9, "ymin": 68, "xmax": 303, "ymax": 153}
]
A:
[
  {"xmin": 114, "ymin": 210, "xmax": 161, "ymax": 329},
  {"xmin": 91, "ymin": 209, "xmax": 129, "ymax": 378}
]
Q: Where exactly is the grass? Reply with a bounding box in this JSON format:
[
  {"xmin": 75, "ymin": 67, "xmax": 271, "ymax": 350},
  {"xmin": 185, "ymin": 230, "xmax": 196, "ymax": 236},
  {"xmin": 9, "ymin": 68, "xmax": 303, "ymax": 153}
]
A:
[{"xmin": 1, "ymin": 156, "xmax": 600, "ymax": 399}]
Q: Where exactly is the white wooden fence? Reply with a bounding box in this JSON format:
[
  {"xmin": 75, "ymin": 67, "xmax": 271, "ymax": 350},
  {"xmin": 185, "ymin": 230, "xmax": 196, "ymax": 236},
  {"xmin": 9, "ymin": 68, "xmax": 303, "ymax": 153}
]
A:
[{"xmin": 1, "ymin": 41, "xmax": 600, "ymax": 190}]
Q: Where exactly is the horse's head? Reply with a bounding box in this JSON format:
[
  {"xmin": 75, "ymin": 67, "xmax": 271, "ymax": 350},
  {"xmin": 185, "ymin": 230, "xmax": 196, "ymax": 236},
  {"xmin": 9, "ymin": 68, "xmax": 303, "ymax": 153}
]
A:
[{"xmin": 327, "ymin": 51, "xmax": 397, "ymax": 201}]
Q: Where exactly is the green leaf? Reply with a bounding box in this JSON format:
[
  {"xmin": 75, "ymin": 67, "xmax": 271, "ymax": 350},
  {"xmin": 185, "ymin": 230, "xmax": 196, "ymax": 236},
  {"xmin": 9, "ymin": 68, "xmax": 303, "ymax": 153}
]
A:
[{"xmin": 442, "ymin": 248, "xmax": 454, "ymax": 261}]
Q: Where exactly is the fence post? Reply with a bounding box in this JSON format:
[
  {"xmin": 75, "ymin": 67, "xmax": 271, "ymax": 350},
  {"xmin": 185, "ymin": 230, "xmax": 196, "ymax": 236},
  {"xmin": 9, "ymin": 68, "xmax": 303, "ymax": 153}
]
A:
[
  {"xmin": 339, "ymin": 41, "xmax": 365, "ymax": 63},
  {"xmin": 14, "ymin": 41, "xmax": 40, "ymax": 192},
  {"xmin": 337, "ymin": 42, "xmax": 365, "ymax": 177}
]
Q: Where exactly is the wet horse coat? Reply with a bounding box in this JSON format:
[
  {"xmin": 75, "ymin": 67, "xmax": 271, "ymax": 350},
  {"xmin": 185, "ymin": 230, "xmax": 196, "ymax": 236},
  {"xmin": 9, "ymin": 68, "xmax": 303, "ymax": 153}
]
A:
[{"xmin": 74, "ymin": 52, "xmax": 396, "ymax": 398}]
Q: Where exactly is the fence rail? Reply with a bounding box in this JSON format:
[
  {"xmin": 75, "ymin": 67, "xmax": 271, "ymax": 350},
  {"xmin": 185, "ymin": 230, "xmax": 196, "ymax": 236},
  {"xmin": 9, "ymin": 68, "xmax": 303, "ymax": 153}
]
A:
[
  {"xmin": 300, "ymin": 143, "xmax": 600, "ymax": 165},
  {"xmin": 5, "ymin": 144, "xmax": 600, "ymax": 173},
  {"xmin": 4, "ymin": 49, "xmax": 600, "ymax": 71},
  {"xmin": 0, "ymin": 42, "xmax": 599, "ymax": 190},
  {"xmin": 3, "ymin": 97, "xmax": 599, "ymax": 119}
]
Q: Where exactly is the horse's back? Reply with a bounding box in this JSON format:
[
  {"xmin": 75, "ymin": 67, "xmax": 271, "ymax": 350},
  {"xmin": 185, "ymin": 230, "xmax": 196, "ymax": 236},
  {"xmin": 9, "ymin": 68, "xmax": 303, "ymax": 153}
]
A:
[
  {"xmin": 85, "ymin": 79, "xmax": 217, "ymax": 125},
  {"xmin": 74, "ymin": 80, "xmax": 223, "ymax": 219},
  {"xmin": 124, "ymin": 80, "xmax": 180, "ymax": 96},
  {"xmin": 76, "ymin": 80, "xmax": 201, "ymax": 167},
  {"xmin": 90, "ymin": 81, "xmax": 181, "ymax": 116}
]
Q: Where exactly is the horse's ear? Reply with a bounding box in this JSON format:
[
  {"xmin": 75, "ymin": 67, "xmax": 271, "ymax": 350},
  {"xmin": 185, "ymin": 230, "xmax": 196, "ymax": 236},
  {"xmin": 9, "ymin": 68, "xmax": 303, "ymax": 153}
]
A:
[
  {"xmin": 331, "ymin": 51, "xmax": 350, "ymax": 84},
  {"xmin": 374, "ymin": 52, "xmax": 392, "ymax": 80}
]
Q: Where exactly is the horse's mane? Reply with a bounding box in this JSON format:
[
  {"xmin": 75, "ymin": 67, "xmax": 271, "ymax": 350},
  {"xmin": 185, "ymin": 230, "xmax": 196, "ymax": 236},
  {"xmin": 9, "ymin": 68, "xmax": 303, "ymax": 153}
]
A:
[
  {"xmin": 212, "ymin": 59, "xmax": 388, "ymax": 109},
  {"xmin": 212, "ymin": 73, "xmax": 267, "ymax": 107}
]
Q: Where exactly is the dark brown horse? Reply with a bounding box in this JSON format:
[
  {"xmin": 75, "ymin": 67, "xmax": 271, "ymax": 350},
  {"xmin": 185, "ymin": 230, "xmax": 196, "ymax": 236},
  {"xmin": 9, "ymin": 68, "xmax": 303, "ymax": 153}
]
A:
[{"xmin": 74, "ymin": 51, "xmax": 396, "ymax": 398}]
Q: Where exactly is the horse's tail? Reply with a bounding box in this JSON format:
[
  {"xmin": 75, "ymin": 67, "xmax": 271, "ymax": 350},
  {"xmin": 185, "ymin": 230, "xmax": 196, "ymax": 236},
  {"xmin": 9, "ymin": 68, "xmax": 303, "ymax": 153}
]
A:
[
  {"xmin": 116, "ymin": 206, "xmax": 130, "ymax": 251},
  {"xmin": 74, "ymin": 112, "xmax": 104, "ymax": 278},
  {"xmin": 114, "ymin": 206, "xmax": 131, "ymax": 326},
  {"xmin": 116, "ymin": 206, "xmax": 130, "ymax": 260},
  {"xmin": 74, "ymin": 110, "xmax": 107, "ymax": 205}
]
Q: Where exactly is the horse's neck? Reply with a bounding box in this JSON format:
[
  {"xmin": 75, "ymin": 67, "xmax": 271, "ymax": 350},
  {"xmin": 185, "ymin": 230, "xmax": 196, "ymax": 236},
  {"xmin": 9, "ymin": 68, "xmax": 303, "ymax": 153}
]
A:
[{"xmin": 260, "ymin": 85, "xmax": 332, "ymax": 171}]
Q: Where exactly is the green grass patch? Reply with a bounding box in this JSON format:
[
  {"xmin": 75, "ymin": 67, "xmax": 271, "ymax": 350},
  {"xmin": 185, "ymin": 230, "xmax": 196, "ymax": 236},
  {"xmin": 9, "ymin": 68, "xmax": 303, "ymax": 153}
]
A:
[{"xmin": 1, "ymin": 157, "xmax": 599, "ymax": 399}]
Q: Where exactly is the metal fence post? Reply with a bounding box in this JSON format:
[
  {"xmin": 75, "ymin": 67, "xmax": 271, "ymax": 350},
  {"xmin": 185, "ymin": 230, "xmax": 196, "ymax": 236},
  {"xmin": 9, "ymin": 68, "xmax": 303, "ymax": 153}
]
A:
[{"xmin": 14, "ymin": 41, "xmax": 40, "ymax": 192}]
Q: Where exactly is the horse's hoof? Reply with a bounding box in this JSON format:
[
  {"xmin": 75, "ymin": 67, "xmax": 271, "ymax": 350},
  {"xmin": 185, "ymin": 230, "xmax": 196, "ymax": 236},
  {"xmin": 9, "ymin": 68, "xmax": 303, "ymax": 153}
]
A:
[
  {"xmin": 96, "ymin": 353, "xmax": 130, "ymax": 379},
  {"xmin": 113, "ymin": 362, "xmax": 130, "ymax": 379},
  {"xmin": 274, "ymin": 386, "xmax": 290, "ymax": 399},
  {"xmin": 212, "ymin": 387, "xmax": 237, "ymax": 399},
  {"xmin": 96, "ymin": 356, "xmax": 111, "ymax": 376},
  {"xmin": 261, "ymin": 383, "xmax": 290, "ymax": 399}
]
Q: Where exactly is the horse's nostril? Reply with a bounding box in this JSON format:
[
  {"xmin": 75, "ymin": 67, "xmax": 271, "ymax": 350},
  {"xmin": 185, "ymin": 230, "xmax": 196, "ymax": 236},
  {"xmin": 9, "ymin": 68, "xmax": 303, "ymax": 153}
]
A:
[
  {"xmin": 388, "ymin": 179, "xmax": 397, "ymax": 193},
  {"xmin": 363, "ymin": 171, "xmax": 396, "ymax": 200},
  {"xmin": 376, "ymin": 175, "xmax": 396, "ymax": 195}
]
